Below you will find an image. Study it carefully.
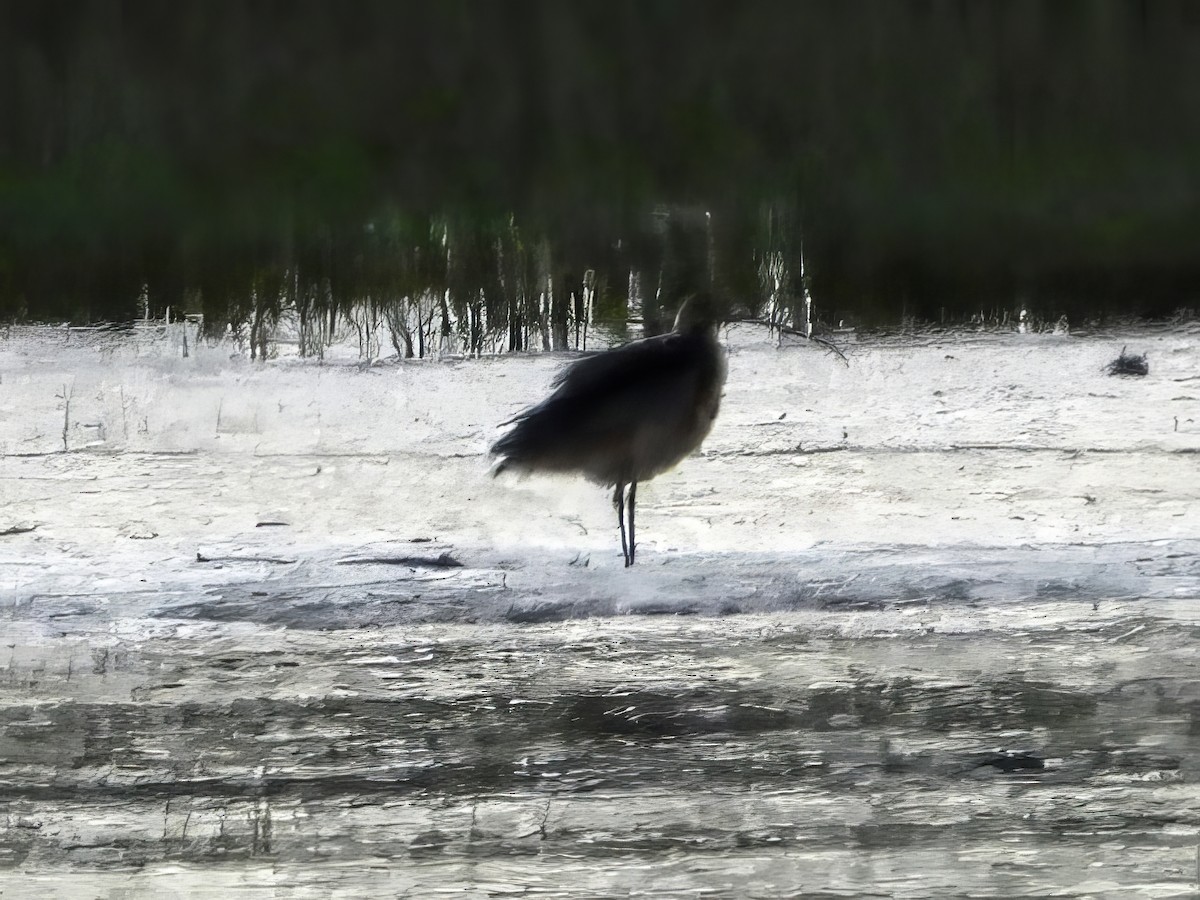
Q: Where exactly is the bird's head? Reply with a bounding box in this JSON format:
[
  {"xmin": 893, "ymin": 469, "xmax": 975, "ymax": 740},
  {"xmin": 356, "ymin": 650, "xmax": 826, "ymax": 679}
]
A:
[{"xmin": 672, "ymin": 292, "xmax": 723, "ymax": 336}]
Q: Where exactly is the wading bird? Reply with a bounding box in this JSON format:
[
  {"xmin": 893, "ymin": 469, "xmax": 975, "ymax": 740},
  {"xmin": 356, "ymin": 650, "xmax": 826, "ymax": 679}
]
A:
[{"xmin": 490, "ymin": 294, "xmax": 726, "ymax": 566}]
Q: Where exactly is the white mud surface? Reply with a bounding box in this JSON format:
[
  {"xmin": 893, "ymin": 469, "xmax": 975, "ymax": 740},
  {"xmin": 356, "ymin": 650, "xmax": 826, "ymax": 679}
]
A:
[{"xmin": 1, "ymin": 321, "xmax": 1198, "ymax": 897}]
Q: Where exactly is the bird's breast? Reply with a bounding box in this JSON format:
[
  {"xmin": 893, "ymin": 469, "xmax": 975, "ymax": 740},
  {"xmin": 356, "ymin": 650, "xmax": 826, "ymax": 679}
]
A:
[{"xmin": 627, "ymin": 345, "xmax": 725, "ymax": 481}]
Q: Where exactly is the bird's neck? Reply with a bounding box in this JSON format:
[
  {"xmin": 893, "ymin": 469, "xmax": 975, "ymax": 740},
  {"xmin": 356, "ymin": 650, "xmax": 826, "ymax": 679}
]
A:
[{"xmin": 677, "ymin": 323, "xmax": 719, "ymax": 341}]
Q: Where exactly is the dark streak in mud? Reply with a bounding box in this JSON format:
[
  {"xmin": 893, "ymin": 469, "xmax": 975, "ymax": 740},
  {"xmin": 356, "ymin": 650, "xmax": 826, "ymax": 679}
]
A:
[{"xmin": 337, "ymin": 552, "xmax": 464, "ymax": 568}]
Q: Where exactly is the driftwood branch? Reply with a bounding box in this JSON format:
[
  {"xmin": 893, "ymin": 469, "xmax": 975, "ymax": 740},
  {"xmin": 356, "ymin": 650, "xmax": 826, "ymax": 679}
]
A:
[{"xmin": 776, "ymin": 326, "xmax": 851, "ymax": 364}]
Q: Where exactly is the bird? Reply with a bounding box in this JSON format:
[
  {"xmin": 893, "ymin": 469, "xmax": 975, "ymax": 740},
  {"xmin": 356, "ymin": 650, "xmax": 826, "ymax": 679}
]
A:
[{"xmin": 490, "ymin": 293, "xmax": 727, "ymax": 566}]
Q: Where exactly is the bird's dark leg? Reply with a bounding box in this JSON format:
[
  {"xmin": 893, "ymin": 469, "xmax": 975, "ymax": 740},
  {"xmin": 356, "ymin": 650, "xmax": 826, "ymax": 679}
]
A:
[
  {"xmin": 627, "ymin": 481, "xmax": 637, "ymax": 565},
  {"xmin": 613, "ymin": 481, "xmax": 629, "ymax": 566}
]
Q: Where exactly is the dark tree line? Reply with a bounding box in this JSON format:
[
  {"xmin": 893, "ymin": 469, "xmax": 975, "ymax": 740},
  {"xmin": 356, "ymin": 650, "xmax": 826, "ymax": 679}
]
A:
[{"xmin": 2, "ymin": 0, "xmax": 1200, "ymax": 342}]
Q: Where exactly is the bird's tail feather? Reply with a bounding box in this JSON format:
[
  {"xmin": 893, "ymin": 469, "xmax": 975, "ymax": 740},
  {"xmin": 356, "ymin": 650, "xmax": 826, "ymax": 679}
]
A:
[{"xmin": 489, "ymin": 413, "xmax": 556, "ymax": 475}]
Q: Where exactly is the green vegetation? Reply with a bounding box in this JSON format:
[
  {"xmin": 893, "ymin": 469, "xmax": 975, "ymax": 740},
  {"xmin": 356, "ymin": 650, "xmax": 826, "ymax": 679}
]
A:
[{"xmin": 2, "ymin": 1, "xmax": 1199, "ymax": 344}]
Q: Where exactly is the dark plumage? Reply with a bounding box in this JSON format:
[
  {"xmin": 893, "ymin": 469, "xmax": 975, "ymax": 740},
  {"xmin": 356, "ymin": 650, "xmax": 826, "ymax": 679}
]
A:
[{"xmin": 491, "ymin": 295, "xmax": 726, "ymax": 565}]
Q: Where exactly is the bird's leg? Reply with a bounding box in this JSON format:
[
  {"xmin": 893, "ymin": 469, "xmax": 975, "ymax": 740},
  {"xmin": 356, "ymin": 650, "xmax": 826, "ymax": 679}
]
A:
[
  {"xmin": 627, "ymin": 481, "xmax": 637, "ymax": 565},
  {"xmin": 613, "ymin": 481, "xmax": 629, "ymax": 566}
]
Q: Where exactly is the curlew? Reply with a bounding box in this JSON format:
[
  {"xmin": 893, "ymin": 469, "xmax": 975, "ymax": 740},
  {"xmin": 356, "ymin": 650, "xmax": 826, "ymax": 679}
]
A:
[{"xmin": 490, "ymin": 294, "xmax": 726, "ymax": 565}]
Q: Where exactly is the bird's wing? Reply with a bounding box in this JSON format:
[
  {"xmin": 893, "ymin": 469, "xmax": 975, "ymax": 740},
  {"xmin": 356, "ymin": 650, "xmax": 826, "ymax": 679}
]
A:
[
  {"xmin": 506, "ymin": 336, "xmax": 710, "ymax": 444},
  {"xmin": 547, "ymin": 332, "xmax": 693, "ymax": 398},
  {"xmin": 491, "ymin": 362, "xmax": 703, "ymax": 475},
  {"xmin": 492, "ymin": 333, "xmax": 707, "ymax": 464}
]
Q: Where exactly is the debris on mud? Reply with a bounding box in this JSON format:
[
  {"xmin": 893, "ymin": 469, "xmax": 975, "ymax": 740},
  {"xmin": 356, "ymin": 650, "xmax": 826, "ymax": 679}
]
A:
[
  {"xmin": 1106, "ymin": 346, "xmax": 1149, "ymax": 377},
  {"xmin": 976, "ymin": 750, "xmax": 1046, "ymax": 773}
]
